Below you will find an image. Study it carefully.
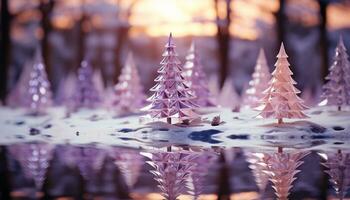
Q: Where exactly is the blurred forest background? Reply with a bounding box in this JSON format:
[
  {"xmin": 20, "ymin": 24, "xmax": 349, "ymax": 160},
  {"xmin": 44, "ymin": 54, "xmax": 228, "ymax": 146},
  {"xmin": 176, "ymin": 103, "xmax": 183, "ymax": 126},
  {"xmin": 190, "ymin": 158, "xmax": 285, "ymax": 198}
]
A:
[{"xmin": 1, "ymin": 0, "xmax": 350, "ymax": 103}]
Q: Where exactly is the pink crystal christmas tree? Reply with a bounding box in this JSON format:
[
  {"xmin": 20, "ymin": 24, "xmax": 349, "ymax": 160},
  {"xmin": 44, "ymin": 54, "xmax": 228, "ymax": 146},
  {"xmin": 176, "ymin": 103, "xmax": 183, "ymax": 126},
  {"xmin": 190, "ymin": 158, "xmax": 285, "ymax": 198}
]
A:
[
  {"xmin": 9, "ymin": 143, "xmax": 54, "ymax": 191},
  {"xmin": 321, "ymin": 37, "xmax": 350, "ymax": 111},
  {"xmin": 320, "ymin": 150, "xmax": 350, "ymax": 200},
  {"xmin": 113, "ymin": 53, "xmax": 146, "ymax": 114},
  {"xmin": 243, "ymin": 48, "xmax": 271, "ymax": 108},
  {"xmin": 257, "ymin": 43, "xmax": 308, "ymax": 124},
  {"xmin": 141, "ymin": 151, "xmax": 197, "ymax": 200},
  {"xmin": 183, "ymin": 42, "xmax": 215, "ymax": 107},
  {"xmin": 26, "ymin": 49, "xmax": 53, "ymax": 115},
  {"xmin": 256, "ymin": 148, "xmax": 309, "ymax": 200},
  {"xmin": 109, "ymin": 147, "xmax": 144, "ymax": 189},
  {"xmin": 143, "ymin": 33, "xmax": 198, "ymax": 124},
  {"xmin": 71, "ymin": 60, "xmax": 101, "ymax": 111}
]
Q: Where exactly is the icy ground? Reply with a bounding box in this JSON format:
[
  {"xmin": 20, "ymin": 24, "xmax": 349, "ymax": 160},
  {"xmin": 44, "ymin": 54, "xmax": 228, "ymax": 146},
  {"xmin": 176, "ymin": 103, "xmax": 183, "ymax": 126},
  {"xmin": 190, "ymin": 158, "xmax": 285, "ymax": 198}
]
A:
[{"xmin": 0, "ymin": 106, "xmax": 349, "ymax": 151}]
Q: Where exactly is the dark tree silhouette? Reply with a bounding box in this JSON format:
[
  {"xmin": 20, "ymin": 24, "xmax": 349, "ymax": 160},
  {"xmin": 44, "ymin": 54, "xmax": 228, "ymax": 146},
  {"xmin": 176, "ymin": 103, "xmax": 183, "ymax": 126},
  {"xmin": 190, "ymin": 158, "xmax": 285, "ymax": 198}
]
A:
[
  {"xmin": 113, "ymin": 0, "xmax": 137, "ymax": 83},
  {"xmin": 0, "ymin": 146, "xmax": 10, "ymax": 199},
  {"xmin": 217, "ymin": 151, "xmax": 231, "ymax": 200},
  {"xmin": 318, "ymin": 0, "xmax": 330, "ymax": 82},
  {"xmin": 39, "ymin": 0, "xmax": 56, "ymax": 87},
  {"xmin": 275, "ymin": 0, "xmax": 286, "ymax": 45},
  {"xmin": 0, "ymin": 0, "xmax": 11, "ymax": 102},
  {"xmin": 77, "ymin": 0, "xmax": 88, "ymax": 66},
  {"xmin": 214, "ymin": 0, "xmax": 232, "ymax": 88}
]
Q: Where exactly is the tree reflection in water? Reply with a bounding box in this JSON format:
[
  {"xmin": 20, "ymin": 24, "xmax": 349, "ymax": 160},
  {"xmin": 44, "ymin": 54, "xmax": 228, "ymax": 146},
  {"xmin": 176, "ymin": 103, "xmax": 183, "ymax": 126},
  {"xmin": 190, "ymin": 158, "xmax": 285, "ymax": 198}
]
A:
[{"xmin": 2, "ymin": 143, "xmax": 350, "ymax": 200}]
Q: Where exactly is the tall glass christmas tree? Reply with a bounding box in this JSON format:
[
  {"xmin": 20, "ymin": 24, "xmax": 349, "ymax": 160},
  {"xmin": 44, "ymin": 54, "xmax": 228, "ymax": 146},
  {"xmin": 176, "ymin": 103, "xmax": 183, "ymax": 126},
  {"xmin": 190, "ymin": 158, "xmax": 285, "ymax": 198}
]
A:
[
  {"xmin": 26, "ymin": 49, "xmax": 52, "ymax": 115},
  {"xmin": 143, "ymin": 33, "xmax": 198, "ymax": 124},
  {"xmin": 183, "ymin": 42, "xmax": 215, "ymax": 107},
  {"xmin": 321, "ymin": 36, "xmax": 350, "ymax": 111},
  {"xmin": 72, "ymin": 60, "xmax": 101, "ymax": 111},
  {"xmin": 113, "ymin": 53, "xmax": 146, "ymax": 114},
  {"xmin": 258, "ymin": 43, "xmax": 308, "ymax": 124},
  {"xmin": 243, "ymin": 48, "xmax": 271, "ymax": 108},
  {"xmin": 320, "ymin": 150, "xmax": 350, "ymax": 200}
]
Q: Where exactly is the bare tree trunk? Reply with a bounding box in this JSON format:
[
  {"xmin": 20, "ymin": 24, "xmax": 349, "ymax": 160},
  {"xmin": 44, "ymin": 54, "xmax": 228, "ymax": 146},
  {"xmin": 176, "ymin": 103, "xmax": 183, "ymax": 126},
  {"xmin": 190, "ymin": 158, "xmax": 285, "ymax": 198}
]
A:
[
  {"xmin": 77, "ymin": 0, "xmax": 87, "ymax": 66},
  {"xmin": 318, "ymin": 0, "xmax": 329, "ymax": 83},
  {"xmin": 113, "ymin": 1, "xmax": 136, "ymax": 84},
  {"xmin": 114, "ymin": 26, "xmax": 130, "ymax": 83},
  {"xmin": 214, "ymin": 0, "xmax": 232, "ymax": 89},
  {"xmin": 167, "ymin": 117, "xmax": 172, "ymax": 124},
  {"xmin": 275, "ymin": 0, "xmax": 300, "ymax": 80},
  {"xmin": 39, "ymin": 0, "xmax": 55, "ymax": 85},
  {"xmin": 0, "ymin": 0, "xmax": 11, "ymax": 102},
  {"xmin": 0, "ymin": 146, "xmax": 10, "ymax": 199},
  {"xmin": 167, "ymin": 146, "xmax": 172, "ymax": 152},
  {"xmin": 276, "ymin": 0, "xmax": 286, "ymax": 45},
  {"xmin": 278, "ymin": 146, "xmax": 283, "ymax": 153},
  {"xmin": 278, "ymin": 118, "xmax": 283, "ymax": 124},
  {"xmin": 217, "ymin": 151, "xmax": 231, "ymax": 200}
]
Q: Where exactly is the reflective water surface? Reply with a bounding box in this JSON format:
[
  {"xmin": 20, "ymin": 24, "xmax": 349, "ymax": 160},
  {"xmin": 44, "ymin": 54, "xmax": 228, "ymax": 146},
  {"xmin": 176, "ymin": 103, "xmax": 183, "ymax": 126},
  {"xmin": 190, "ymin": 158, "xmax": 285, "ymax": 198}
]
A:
[{"xmin": 0, "ymin": 143, "xmax": 349, "ymax": 200}]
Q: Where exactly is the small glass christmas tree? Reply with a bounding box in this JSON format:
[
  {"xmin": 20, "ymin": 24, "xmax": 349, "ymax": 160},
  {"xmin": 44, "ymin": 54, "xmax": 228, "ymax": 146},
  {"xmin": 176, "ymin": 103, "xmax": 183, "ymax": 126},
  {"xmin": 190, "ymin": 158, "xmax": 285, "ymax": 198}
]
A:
[
  {"xmin": 319, "ymin": 150, "xmax": 350, "ymax": 200},
  {"xmin": 243, "ymin": 48, "xmax": 271, "ymax": 108},
  {"xmin": 183, "ymin": 42, "xmax": 215, "ymax": 107},
  {"xmin": 218, "ymin": 77, "xmax": 240, "ymax": 110},
  {"xmin": 141, "ymin": 151, "xmax": 196, "ymax": 200},
  {"xmin": 321, "ymin": 36, "xmax": 350, "ymax": 111},
  {"xmin": 109, "ymin": 147, "xmax": 144, "ymax": 189},
  {"xmin": 26, "ymin": 49, "xmax": 52, "ymax": 115},
  {"xmin": 59, "ymin": 146, "xmax": 106, "ymax": 181},
  {"xmin": 9, "ymin": 143, "xmax": 54, "ymax": 191},
  {"xmin": 256, "ymin": 147, "xmax": 309, "ymax": 200},
  {"xmin": 143, "ymin": 33, "xmax": 198, "ymax": 124},
  {"xmin": 113, "ymin": 53, "xmax": 146, "ymax": 114},
  {"xmin": 257, "ymin": 43, "xmax": 308, "ymax": 124},
  {"xmin": 72, "ymin": 60, "xmax": 101, "ymax": 111}
]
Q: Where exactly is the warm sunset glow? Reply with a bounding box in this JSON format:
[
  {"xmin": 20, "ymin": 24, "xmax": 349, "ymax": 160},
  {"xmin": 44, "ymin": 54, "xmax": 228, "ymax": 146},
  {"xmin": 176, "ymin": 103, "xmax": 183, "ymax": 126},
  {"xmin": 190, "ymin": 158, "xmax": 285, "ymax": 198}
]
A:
[
  {"xmin": 130, "ymin": 0, "xmax": 217, "ymax": 37},
  {"xmin": 287, "ymin": 0, "xmax": 319, "ymax": 27},
  {"xmin": 328, "ymin": 3, "xmax": 350, "ymax": 30},
  {"xmin": 9, "ymin": 0, "xmax": 279, "ymax": 40},
  {"xmin": 10, "ymin": 0, "xmax": 349, "ymax": 40},
  {"xmin": 129, "ymin": 0, "xmax": 278, "ymax": 40},
  {"xmin": 231, "ymin": 0, "xmax": 278, "ymax": 40},
  {"xmin": 52, "ymin": 16, "xmax": 75, "ymax": 29}
]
